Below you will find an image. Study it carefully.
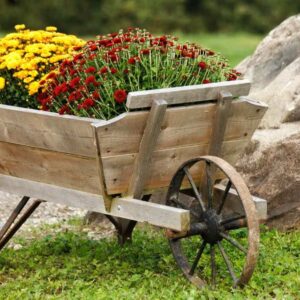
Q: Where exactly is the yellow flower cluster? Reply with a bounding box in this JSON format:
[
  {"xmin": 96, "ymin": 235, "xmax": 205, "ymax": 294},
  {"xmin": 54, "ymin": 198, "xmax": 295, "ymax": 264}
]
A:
[
  {"xmin": 0, "ymin": 24, "xmax": 85, "ymax": 95},
  {"xmin": 0, "ymin": 77, "xmax": 5, "ymax": 90}
]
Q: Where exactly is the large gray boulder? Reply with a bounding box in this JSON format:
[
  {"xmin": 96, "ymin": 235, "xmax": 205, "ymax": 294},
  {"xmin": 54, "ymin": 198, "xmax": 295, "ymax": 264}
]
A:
[
  {"xmin": 236, "ymin": 123, "xmax": 300, "ymax": 230},
  {"xmin": 237, "ymin": 15, "xmax": 300, "ymax": 128},
  {"xmin": 236, "ymin": 15, "xmax": 300, "ymax": 230}
]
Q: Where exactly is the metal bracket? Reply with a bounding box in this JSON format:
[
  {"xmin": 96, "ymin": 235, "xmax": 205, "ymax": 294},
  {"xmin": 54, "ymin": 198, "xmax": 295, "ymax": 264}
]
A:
[{"xmin": 0, "ymin": 196, "xmax": 44, "ymax": 251}]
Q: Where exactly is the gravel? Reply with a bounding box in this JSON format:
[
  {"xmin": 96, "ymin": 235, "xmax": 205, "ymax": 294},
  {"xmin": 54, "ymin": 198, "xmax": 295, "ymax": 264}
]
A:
[{"xmin": 0, "ymin": 192, "xmax": 87, "ymax": 231}]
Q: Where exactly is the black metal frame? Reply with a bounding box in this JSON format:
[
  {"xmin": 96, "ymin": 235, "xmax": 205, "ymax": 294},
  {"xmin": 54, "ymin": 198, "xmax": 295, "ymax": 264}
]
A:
[
  {"xmin": 0, "ymin": 196, "xmax": 44, "ymax": 251},
  {"xmin": 0, "ymin": 193, "xmax": 151, "ymax": 250}
]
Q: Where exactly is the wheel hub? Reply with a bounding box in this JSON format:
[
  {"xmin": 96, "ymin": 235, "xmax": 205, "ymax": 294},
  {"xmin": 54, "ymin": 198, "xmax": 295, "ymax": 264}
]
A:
[{"xmin": 200, "ymin": 209, "xmax": 222, "ymax": 244}]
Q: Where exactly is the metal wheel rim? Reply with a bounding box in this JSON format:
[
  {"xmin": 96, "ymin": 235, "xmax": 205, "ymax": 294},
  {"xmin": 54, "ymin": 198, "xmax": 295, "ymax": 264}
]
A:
[{"xmin": 166, "ymin": 155, "xmax": 260, "ymax": 288}]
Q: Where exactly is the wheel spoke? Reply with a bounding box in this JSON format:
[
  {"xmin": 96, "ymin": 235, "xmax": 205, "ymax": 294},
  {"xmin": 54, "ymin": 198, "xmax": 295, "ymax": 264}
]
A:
[
  {"xmin": 221, "ymin": 214, "xmax": 245, "ymax": 225},
  {"xmin": 210, "ymin": 244, "xmax": 217, "ymax": 286},
  {"xmin": 184, "ymin": 167, "xmax": 205, "ymax": 212},
  {"xmin": 217, "ymin": 180, "xmax": 232, "ymax": 214},
  {"xmin": 220, "ymin": 232, "xmax": 247, "ymax": 254},
  {"xmin": 189, "ymin": 241, "xmax": 207, "ymax": 275},
  {"xmin": 205, "ymin": 162, "xmax": 213, "ymax": 209},
  {"xmin": 217, "ymin": 241, "xmax": 238, "ymax": 285},
  {"xmin": 224, "ymin": 219, "xmax": 247, "ymax": 231}
]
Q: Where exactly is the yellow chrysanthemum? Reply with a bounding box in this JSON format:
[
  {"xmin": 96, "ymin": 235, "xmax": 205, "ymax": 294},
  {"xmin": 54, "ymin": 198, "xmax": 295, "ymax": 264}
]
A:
[
  {"xmin": 14, "ymin": 24, "xmax": 26, "ymax": 31},
  {"xmin": 0, "ymin": 24, "xmax": 85, "ymax": 98},
  {"xmin": 23, "ymin": 77, "xmax": 34, "ymax": 83},
  {"xmin": 0, "ymin": 77, "xmax": 5, "ymax": 89},
  {"xmin": 46, "ymin": 26, "xmax": 57, "ymax": 32},
  {"xmin": 28, "ymin": 81, "xmax": 39, "ymax": 95}
]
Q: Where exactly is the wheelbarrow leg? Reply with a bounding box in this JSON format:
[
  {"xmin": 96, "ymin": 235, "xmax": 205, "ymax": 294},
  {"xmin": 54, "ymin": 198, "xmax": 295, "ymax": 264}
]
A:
[
  {"xmin": 0, "ymin": 196, "xmax": 44, "ymax": 251},
  {"xmin": 105, "ymin": 194, "xmax": 151, "ymax": 245}
]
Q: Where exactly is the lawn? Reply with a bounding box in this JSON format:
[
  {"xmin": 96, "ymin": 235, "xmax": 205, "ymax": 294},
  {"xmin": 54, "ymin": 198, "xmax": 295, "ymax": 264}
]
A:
[
  {"xmin": 175, "ymin": 32, "xmax": 262, "ymax": 67},
  {"xmin": 0, "ymin": 222, "xmax": 299, "ymax": 300}
]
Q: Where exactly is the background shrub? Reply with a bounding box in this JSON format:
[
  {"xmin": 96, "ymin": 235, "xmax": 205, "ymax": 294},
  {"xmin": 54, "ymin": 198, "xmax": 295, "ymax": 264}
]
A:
[{"xmin": 0, "ymin": 0, "xmax": 299, "ymax": 36}]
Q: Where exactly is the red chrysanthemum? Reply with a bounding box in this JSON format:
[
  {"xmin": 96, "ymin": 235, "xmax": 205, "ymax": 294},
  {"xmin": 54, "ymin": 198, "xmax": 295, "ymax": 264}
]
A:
[
  {"xmin": 69, "ymin": 77, "xmax": 80, "ymax": 88},
  {"xmin": 198, "ymin": 61, "xmax": 207, "ymax": 70},
  {"xmin": 82, "ymin": 98, "xmax": 95, "ymax": 108},
  {"xmin": 110, "ymin": 68, "xmax": 118, "ymax": 74},
  {"xmin": 59, "ymin": 105, "xmax": 70, "ymax": 115},
  {"xmin": 73, "ymin": 53, "xmax": 83, "ymax": 62},
  {"xmin": 141, "ymin": 49, "xmax": 150, "ymax": 55},
  {"xmin": 60, "ymin": 82, "xmax": 68, "ymax": 93},
  {"xmin": 85, "ymin": 75, "xmax": 96, "ymax": 85},
  {"xmin": 128, "ymin": 56, "xmax": 140, "ymax": 64},
  {"xmin": 69, "ymin": 69, "xmax": 78, "ymax": 76},
  {"xmin": 92, "ymin": 91, "xmax": 100, "ymax": 99},
  {"xmin": 85, "ymin": 66, "xmax": 96, "ymax": 73},
  {"xmin": 227, "ymin": 73, "xmax": 237, "ymax": 81},
  {"xmin": 100, "ymin": 66, "xmax": 108, "ymax": 74},
  {"xmin": 89, "ymin": 44, "xmax": 98, "ymax": 51},
  {"xmin": 113, "ymin": 89, "xmax": 127, "ymax": 103},
  {"xmin": 54, "ymin": 85, "xmax": 62, "ymax": 96},
  {"xmin": 203, "ymin": 79, "xmax": 211, "ymax": 84}
]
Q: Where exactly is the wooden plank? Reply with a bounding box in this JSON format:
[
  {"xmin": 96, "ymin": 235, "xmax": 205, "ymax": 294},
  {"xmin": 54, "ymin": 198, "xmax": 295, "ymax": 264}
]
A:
[
  {"xmin": 97, "ymin": 98, "xmax": 267, "ymax": 158},
  {"xmin": 0, "ymin": 104, "xmax": 99, "ymax": 157},
  {"xmin": 0, "ymin": 174, "xmax": 190, "ymax": 231},
  {"xmin": 200, "ymin": 91, "xmax": 233, "ymax": 196},
  {"xmin": 0, "ymin": 141, "xmax": 100, "ymax": 194},
  {"xmin": 101, "ymin": 138, "xmax": 252, "ymax": 194},
  {"xmin": 214, "ymin": 184, "xmax": 267, "ymax": 221},
  {"xmin": 209, "ymin": 91, "xmax": 233, "ymax": 156},
  {"xmin": 126, "ymin": 80, "xmax": 251, "ymax": 109},
  {"xmin": 127, "ymin": 99, "xmax": 167, "ymax": 198},
  {"xmin": 92, "ymin": 125, "xmax": 111, "ymax": 210}
]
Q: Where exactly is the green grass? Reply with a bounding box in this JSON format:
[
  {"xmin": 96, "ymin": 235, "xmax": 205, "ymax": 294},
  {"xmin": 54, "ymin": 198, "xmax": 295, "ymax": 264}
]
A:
[
  {"xmin": 0, "ymin": 224, "xmax": 299, "ymax": 300},
  {"xmin": 175, "ymin": 32, "xmax": 262, "ymax": 67}
]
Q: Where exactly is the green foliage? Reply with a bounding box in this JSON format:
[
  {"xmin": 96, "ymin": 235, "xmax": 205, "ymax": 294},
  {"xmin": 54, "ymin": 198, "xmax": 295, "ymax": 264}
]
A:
[
  {"xmin": 0, "ymin": 0, "xmax": 299, "ymax": 35},
  {"xmin": 42, "ymin": 28, "xmax": 238, "ymax": 120},
  {"xmin": 0, "ymin": 225, "xmax": 299, "ymax": 299}
]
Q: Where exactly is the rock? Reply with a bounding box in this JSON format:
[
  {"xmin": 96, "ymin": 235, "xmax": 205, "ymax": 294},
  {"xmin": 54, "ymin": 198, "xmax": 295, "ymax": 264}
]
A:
[
  {"xmin": 83, "ymin": 211, "xmax": 106, "ymax": 225},
  {"xmin": 236, "ymin": 124, "xmax": 300, "ymax": 230},
  {"xmin": 236, "ymin": 15, "xmax": 300, "ymax": 128}
]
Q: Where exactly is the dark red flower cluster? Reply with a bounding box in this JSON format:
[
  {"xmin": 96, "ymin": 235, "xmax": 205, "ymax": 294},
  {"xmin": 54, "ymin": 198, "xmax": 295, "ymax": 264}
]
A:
[{"xmin": 39, "ymin": 28, "xmax": 240, "ymax": 120}]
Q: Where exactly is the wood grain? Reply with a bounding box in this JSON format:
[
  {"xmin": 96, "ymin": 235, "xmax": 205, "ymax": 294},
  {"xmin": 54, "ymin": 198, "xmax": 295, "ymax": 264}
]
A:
[
  {"xmin": 0, "ymin": 104, "xmax": 98, "ymax": 157},
  {"xmin": 0, "ymin": 141, "xmax": 100, "ymax": 194},
  {"xmin": 0, "ymin": 97, "xmax": 267, "ymax": 196},
  {"xmin": 127, "ymin": 99, "xmax": 167, "ymax": 198},
  {"xmin": 0, "ymin": 174, "xmax": 189, "ymax": 231},
  {"xmin": 126, "ymin": 80, "xmax": 251, "ymax": 109},
  {"xmin": 97, "ymin": 99, "xmax": 267, "ymax": 158}
]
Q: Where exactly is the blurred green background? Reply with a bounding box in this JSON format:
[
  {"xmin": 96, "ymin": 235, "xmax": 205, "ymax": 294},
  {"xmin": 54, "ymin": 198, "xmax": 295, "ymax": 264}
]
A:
[
  {"xmin": 0, "ymin": 0, "xmax": 299, "ymax": 65},
  {"xmin": 1, "ymin": 0, "xmax": 299, "ymax": 35}
]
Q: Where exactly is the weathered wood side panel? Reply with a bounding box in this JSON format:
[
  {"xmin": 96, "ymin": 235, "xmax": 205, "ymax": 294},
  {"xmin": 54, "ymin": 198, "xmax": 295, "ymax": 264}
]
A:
[
  {"xmin": 0, "ymin": 141, "xmax": 100, "ymax": 194},
  {"xmin": 0, "ymin": 104, "xmax": 99, "ymax": 157},
  {"xmin": 0, "ymin": 97, "xmax": 267, "ymax": 196},
  {"xmin": 97, "ymin": 99, "xmax": 266, "ymax": 158},
  {"xmin": 97, "ymin": 99, "xmax": 267, "ymax": 194}
]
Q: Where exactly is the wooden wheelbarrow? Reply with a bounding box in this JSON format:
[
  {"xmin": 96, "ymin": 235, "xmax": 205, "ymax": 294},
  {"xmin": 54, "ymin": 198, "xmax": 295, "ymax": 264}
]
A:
[{"xmin": 0, "ymin": 79, "xmax": 267, "ymax": 288}]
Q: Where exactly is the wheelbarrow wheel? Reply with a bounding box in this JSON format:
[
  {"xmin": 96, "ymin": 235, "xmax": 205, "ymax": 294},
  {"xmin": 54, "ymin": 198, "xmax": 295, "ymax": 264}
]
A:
[{"xmin": 165, "ymin": 156, "xmax": 259, "ymax": 288}]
